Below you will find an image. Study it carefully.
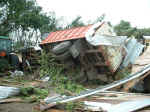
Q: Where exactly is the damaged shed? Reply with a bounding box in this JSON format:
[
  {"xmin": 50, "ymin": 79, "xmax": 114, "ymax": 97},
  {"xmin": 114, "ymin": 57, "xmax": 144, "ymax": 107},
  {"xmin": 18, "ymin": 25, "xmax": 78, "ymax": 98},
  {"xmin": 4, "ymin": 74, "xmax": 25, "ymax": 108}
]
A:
[{"xmin": 40, "ymin": 22, "xmax": 144, "ymax": 82}]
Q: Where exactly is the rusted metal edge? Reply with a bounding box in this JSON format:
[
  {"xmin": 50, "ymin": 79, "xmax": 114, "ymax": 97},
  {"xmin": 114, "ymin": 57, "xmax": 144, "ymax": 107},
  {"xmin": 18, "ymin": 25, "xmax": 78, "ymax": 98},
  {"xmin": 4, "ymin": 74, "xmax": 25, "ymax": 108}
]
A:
[
  {"xmin": 39, "ymin": 64, "xmax": 150, "ymax": 111},
  {"xmin": 107, "ymin": 99, "xmax": 150, "ymax": 112}
]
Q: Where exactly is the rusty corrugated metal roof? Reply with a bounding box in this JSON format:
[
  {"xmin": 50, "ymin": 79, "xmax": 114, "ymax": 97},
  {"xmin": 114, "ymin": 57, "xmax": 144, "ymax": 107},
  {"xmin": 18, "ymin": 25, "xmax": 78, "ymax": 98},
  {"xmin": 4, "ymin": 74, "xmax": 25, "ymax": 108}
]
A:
[{"xmin": 41, "ymin": 25, "xmax": 93, "ymax": 44}]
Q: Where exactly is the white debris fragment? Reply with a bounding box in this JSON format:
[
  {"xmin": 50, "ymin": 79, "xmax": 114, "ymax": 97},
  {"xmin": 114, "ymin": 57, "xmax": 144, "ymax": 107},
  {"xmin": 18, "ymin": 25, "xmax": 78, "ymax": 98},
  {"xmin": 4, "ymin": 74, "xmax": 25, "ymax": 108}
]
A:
[
  {"xmin": 0, "ymin": 86, "xmax": 20, "ymax": 100},
  {"xmin": 84, "ymin": 101, "xmax": 112, "ymax": 112},
  {"xmin": 10, "ymin": 70, "xmax": 24, "ymax": 77},
  {"xmin": 41, "ymin": 76, "xmax": 50, "ymax": 82},
  {"xmin": 44, "ymin": 95, "xmax": 66, "ymax": 104}
]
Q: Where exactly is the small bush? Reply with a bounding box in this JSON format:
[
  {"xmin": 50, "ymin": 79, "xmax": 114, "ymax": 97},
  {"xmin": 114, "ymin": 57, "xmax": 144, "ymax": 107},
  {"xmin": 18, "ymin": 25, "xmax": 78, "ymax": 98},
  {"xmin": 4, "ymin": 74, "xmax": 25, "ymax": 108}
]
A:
[
  {"xmin": 20, "ymin": 86, "xmax": 49, "ymax": 101},
  {"xmin": 39, "ymin": 51, "xmax": 85, "ymax": 94}
]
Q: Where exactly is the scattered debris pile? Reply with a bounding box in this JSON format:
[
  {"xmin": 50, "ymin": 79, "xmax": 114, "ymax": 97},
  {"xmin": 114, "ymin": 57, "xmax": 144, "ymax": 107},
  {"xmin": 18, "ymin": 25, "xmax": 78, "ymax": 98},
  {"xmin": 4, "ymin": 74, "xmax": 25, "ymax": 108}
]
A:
[
  {"xmin": 1, "ymin": 64, "xmax": 150, "ymax": 112},
  {"xmin": 36, "ymin": 64, "xmax": 150, "ymax": 111},
  {"xmin": 0, "ymin": 86, "xmax": 20, "ymax": 100},
  {"xmin": 123, "ymin": 46, "xmax": 150, "ymax": 92}
]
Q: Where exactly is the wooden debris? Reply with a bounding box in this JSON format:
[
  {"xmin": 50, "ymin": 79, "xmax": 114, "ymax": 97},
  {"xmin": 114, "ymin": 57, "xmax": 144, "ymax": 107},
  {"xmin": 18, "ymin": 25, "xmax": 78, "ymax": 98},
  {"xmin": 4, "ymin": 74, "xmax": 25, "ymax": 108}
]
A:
[
  {"xmin": 22, "ymin": 47, "xmax": 41, "ymax": 71},
  {"xmin": 0, "ymin": 98, "xmax": 23, "ymax": 104},
  {"xmin": 123, "ymin": 71, "xmax": 150, "ymax": 92},
  {"xmin": 46, "ymin": 109, "xmax": 65, "ymax": 112}
]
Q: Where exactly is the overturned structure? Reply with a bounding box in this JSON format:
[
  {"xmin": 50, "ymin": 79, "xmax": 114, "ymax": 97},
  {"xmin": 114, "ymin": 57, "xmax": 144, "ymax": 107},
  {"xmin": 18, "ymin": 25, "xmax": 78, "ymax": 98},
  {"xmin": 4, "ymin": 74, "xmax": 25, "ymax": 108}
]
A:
[{"xmin": 40, "ymin": 22, "xmax": 144, "ymax": 82}]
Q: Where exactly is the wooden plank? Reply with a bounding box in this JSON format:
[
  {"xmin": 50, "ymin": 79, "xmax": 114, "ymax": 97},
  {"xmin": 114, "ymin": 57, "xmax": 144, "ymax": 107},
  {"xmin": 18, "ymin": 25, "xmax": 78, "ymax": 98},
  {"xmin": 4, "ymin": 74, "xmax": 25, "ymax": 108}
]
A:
[{"xmin": 0, "ymin": 98, "xmax": 23, "ymax": 104}]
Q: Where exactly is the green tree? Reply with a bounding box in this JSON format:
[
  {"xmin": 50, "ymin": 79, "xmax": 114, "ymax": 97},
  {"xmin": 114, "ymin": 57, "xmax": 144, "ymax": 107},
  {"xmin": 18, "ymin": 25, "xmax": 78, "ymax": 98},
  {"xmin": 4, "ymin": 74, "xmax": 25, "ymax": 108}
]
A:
[
  {"xmin": 114, "ymin": 20, "xmax": 150, "ymax": 39},
  {"xmin": 0, "ymin": 0, "xmax": 59, "ymax": 48},
  {"xmin": 114, "ymin": 20, "xmax": 136, "ymax": 37}
]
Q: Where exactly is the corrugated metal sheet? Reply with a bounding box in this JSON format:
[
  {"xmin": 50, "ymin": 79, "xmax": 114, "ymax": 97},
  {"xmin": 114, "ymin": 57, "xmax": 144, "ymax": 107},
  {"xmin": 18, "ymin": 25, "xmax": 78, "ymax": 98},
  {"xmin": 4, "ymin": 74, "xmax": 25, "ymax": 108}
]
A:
[
  {"xmin": 121, "ymin": 38, "xmax": 144, "ymax": 67},
  {"xmin": 0, "ymin": 86, "xmax": 20, "ymax": 100},
  {"xmin": 108, "ymin": 99, "xmax": 150, "ymax": 112},
  {"xmin": 99, "ymin": 46, "xmax": 124, "ymax": 72},
  {"xmin": 41, "ymin": 25, "xmax": 92, "ymax": 44},
  {"xmin": 85, "ymin": 22, "xmax": 123, "ymax": 72}
]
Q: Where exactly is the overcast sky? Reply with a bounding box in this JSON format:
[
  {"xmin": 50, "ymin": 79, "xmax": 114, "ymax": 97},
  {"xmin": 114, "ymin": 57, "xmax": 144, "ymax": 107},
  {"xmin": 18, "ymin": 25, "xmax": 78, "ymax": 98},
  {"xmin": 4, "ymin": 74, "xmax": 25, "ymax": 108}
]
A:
[{"xmin": 37, "ymin": 0, "xmax": 150, "ymax": 28}]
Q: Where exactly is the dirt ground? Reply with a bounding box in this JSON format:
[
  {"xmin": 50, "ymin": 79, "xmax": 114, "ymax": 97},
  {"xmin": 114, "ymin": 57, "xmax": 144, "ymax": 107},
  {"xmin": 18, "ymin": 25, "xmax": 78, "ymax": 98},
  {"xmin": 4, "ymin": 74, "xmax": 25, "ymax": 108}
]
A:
[
  {"xmin": 0, "ymin": 103, "xmax": 35, "ymax": 112},
  {"xmin": 0, "ymin": 103, "xmax": 64, "ymax": 112}
]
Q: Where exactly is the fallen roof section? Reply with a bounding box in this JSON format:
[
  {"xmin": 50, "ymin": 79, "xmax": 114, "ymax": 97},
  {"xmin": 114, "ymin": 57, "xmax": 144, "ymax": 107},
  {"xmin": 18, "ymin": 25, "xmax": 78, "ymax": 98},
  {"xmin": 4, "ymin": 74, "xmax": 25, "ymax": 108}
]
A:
[{"xmin": 41, "ymin": 24, "xmax": 93, "ymax": 44}]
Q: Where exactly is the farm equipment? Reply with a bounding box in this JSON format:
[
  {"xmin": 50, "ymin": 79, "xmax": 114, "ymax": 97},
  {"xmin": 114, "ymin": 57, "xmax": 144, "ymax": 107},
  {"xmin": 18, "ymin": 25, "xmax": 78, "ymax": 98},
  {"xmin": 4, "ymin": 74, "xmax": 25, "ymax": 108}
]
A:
[{"xmin": 0, "ymin": 36, "xmax": 19, "ymax": 72}]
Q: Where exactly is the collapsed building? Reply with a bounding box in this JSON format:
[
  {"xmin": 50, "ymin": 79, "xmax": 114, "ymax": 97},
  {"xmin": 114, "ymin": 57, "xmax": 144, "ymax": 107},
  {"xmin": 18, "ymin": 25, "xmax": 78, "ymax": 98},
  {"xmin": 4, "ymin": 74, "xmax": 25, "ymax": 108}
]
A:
[{"xmin": 40, "ymin": 22, "xmax": 144, "ymax": 82}]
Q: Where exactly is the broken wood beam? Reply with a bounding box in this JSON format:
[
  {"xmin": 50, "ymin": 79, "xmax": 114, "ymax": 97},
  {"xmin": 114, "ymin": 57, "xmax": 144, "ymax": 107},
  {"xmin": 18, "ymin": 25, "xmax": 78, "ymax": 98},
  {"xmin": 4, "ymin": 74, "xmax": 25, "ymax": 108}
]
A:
[
  {"xmin": 123, "ymin": 70, "xmax": 150, "ymax": 92},
  {"xmin": 0, "ymin": 98, "xmax": 23, "ymax": 104}
]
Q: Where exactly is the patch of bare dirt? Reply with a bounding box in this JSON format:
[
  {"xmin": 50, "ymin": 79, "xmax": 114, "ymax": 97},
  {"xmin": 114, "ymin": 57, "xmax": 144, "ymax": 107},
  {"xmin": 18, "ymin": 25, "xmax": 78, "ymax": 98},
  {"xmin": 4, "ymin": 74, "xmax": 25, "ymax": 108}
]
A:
[{"xmin": 0, "ymin": 103, "xmax": 35, "ymax": 112}]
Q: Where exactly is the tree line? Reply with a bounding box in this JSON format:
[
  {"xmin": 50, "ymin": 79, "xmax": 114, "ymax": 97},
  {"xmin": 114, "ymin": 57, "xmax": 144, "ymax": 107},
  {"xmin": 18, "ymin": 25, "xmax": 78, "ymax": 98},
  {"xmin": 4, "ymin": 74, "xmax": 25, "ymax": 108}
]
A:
[
  {"xmin": 0, "ymin": 0, "xmax": 150, "ymax": 49},
  {"xmin": 114, "ymin": 20, "xmax": 150, "ymax": 39}
]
